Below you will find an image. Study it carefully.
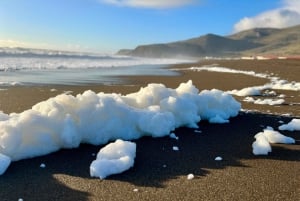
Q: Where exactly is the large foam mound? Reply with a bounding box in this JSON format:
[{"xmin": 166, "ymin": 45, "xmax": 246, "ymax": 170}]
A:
[
  {"xmin": 0, "ymin": 80, "xmax": 240, "ymax": 175},
  {"xmin": 90, "ymin": 139, "xmax": 136, "ymax": 179}
]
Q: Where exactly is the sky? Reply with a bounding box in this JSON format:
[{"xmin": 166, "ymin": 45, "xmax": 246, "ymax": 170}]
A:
[{"xmin": 1, "ymin": 0, "xmax": 300, "ymax": 53}]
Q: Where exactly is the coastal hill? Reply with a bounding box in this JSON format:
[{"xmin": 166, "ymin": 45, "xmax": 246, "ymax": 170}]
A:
[{"xmin": 117, "ymin": 25, "xmax": 300, "ymax": 58}]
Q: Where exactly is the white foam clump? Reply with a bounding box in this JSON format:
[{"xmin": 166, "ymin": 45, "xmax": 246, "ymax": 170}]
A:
[
  {"xmin": 0, "ymin": 80, "xmax": 240, "ymax": 175},
  {"xmin": 90, "ymin": 139, "xmax": 136, "ymax": 179},
  {"xmin": 278, "ymin": 119, "xmax": 300, "ymax": 131},
  {"xmin": 230, "ymin": 87, "xmax": 263, "ymax": 96},
  {"xmin": 268, "ymin": 79, "xmax": 300, "ymax": 91},
  {"xmin": 0, "ymin": 153, "xmax": 11, "ymax": 175},
  {"xmin": 243, "ymin": 97, "xmax": 285, "ymax": 105},
  {"xmin": 252, "ymin": 127, "xmax": 295, "ymax": 155},
  {"xmin": 232, "ymin": 80, "xmax": 300, "ymax": 97},
  {"xmin": 187, "ymin": 173, "xmax": 194, "ymax": 180},
  {"xmin": 169, "ymin": 133, "xmax": 179, "ymax": 140},
  {"xmin": 214, "ymin": 156, "xmax": 223, "ymax": 161},
  {"xmin": 194, "ymin": 130, "xmax": 202, "ymax": 133},
  {"xmin": 252, "ymin": 133, "xmax": 272, "ymax": 155},
  {"xmin": 172, "ymin": 146, "xmax": 179, "ymax": 151}
]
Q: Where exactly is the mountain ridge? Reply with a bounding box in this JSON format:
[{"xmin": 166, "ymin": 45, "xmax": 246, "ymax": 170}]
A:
[{"xmin": 117, "ymin": 25, "xmax": 300, "ymax": 58}]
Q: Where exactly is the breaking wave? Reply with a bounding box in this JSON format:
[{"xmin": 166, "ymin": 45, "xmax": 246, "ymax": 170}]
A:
[{"xmin": 0, "ymin": 47, "xmax": 191, "ymax": 71}]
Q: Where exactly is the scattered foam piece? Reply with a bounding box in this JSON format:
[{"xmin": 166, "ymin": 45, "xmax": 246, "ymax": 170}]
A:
[
  {"xmin": 189, "ymin": 66, "xmax": 268, "ymax": 79},
  {"xmin": 254, "ymin": 98, "xmax": 284, "ymax": 105},
  {"xmin": 190, "ymin": 66, "xmax": 300, "ymax": 93},
  {"xmin": 90, "ymin": 139, "xmax": 136, "ymax": 179},
  {"xmin": 63, "ymin": 91, "xmax": 73, "ymax": 95},
  {"xmin": 230, "ymin": 87, "xmax": 262, "ymax": 96},
  {"xmin": 172, "ymin": 146, "xmax": 179, "ymax": 151},
  {"xmin": 243, "ymin": 97, "xmax": 255, "ymax": 102},
  {"xmin": 40, "ymin": 163, "xmax": 46, "ymax": 168},
  {"xmin": 263, "ymin": 90, "xmax": 276, "ymax": 96},
  {"xmin": 269, "ymin": 79, "xmax": 300, "ymax": 91},
  {"xmin": 194, "ymin": 130, "xmax": 202, "ymax": 133},
  {"xmin": 252, "ymin": 133, "xmax": 272, "ymax": 155},
  {"xmin": 0, "ymin": 153, "xmax": 11, "ymax": 175},
  {"xmin": 169, "ymin": 133, "xmax": 179, "ymax": 140},
  {"xmin": 252, "ymin": 127, "xmax": 295, "ymax": 155},
  {"xmin": 187, "ymin": 173, "xmax": 194, "ymax": 180},
  {"xmin": 133, "ymin": 189, "xmax": 139, "ymax": 192},
  {"xmin": 243, "ymin": 97, "xmax": 285, "ymax": 105},
  {"xmin": 278, "ymin": 119, "xmax": 300, "ymax": 131},
  {"xmin": 215, "ymin": 156, "xmax": 223, "ymax": 161},
  {"xmin": 262, "ymin": 127, "xmax": 295, "ymax": 144}
]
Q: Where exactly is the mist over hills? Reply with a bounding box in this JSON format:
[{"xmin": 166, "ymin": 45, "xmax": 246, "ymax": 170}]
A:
[{"xmin": 117, "ymin": 25, "xmax": 300, "ymax": 58}]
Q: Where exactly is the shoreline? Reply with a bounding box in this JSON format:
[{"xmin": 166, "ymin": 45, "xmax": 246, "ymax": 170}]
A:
[
  {"xmin": 0, "ymin": 59, "xmax": 299, "ymax": 201},
  {"xmin": 1, "ymin": 59, "xmax": 299, "ymax": 116}
]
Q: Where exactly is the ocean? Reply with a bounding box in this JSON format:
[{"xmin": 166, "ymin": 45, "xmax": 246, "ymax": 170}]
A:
[{"xmin": 0, "ymin": 48, "xmax": 190, "ymax": 86}]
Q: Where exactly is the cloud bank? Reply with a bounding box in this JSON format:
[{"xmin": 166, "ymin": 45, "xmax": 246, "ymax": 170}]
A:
[
  {"xmin": 0, "ymin": 40, "xmax": 31, "ymax": 48},
  {"xmin": 100, "ymin": 0, "xmax": 195, "ymax": 9},
  {"xmin": 234, "ymin": 0, "xmax": 300, "ymax": 32}
]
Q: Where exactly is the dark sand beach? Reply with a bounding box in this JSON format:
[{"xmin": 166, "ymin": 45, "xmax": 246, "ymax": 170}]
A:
[{"xmin": 0, "ymin": 59, "xmax": 299, "ymax": 201}]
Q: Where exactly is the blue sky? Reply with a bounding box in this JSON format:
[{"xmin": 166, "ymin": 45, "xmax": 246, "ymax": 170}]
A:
[{"xmin": 1, "ymin": 0, "xmax": 299, "ymax": 53}]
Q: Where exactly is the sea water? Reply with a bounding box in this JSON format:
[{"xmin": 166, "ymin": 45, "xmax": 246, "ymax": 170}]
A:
[{"xmin": 0, "ymin": 48, "xmax": 189, "ymax": 86}]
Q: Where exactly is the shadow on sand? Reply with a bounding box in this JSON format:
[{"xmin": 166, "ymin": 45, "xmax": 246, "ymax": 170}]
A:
[{"xmin": 0, "ymin": 112, "xmax": 299, "ymax": 201}]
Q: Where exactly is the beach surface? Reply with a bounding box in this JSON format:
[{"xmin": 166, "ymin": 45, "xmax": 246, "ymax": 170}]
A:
[{"xmin": 0, "ymin": 59, "xmax": 299, "ymax": 201}]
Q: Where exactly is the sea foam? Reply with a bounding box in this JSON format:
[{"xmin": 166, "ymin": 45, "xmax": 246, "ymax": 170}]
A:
[{"xmin": 0, "ymin": 80, "xmax": 241, "ymax": 175}]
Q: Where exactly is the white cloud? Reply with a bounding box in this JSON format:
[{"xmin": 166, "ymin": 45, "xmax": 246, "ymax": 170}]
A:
[
  {"xmin": 233, "ymin": 0, "xmax": 300, "ymax": 32},
  {"xmin": 0, "ymin": 39, "xmax": 92, "ymax": 52},
  {"xmin": 0, "ymin": 39, "xmax": 30, "ymax": 48},
  {"xmin": 100, "ymin": 0, "xmax": 196, "ymax": 9},
  {"xmin": 0, "ymin": 39, "xmax": 61, "ymax": 50}
]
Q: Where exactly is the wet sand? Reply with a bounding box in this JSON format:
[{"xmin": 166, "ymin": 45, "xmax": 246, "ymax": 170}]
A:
[{"xmin": 0, "ymin": 59, "xmax": 299, "ymax": 201}]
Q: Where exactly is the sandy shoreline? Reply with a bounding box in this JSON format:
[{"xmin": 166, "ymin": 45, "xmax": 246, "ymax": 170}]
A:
[
  {"xmin": 1, "ymin": 59, "xmax": 300, "ymax": 116},
  {"xmin": 0, "ymin": 59, "xmax": 299, "ymax": 201}
]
